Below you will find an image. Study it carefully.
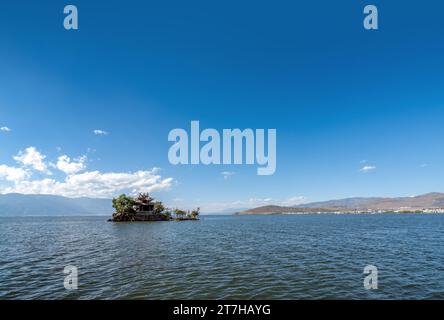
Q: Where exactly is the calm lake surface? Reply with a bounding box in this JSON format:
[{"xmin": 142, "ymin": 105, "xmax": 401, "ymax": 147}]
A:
[{"xmin": 1, "ymin": 214, "xmax": 444, "ymax": 299}]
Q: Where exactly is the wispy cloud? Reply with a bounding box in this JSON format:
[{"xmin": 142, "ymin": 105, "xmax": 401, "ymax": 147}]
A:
[
  {"xmin": 93, "ymin": 129, "xmax": 108, "ymax": 136},
  {"xmin": 360, "ymin": 165, "xmax": 376, "ymax": 173},
  {"xmin": 279, "ymin": 196, "xmax": 307, "ymax": 207},
  {"xmin": 221, "ymin": 171, "xmax": 235, "ymax": 180},
  {"xmin": 0, "ymin": 126, "xmax": 11, "ymax": 132},
  {"xmin": 200, "ymin": 195, "xmax": 307, "ymax": 212}
]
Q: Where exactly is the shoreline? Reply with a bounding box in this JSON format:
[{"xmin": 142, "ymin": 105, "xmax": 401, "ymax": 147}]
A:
[
  {"xmin": 2, "ymin": 212, "xmax": 444, "ymax": 219},
  {"xmin": 237, "ymin": 210, "xmax": 444, "ymax": 215}
]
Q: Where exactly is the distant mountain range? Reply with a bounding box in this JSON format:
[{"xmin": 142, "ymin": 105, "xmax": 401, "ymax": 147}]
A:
[
  {"xmin": 2, "ymin": 192, "xmax": 444, "ymax": 217},
  {"xmin": 0, "ymin": 194, "xmax": 113, "ymax": 216},
  {"xmin": 238, "ymin": 192, "xmax": 444, "ymax": 214}
]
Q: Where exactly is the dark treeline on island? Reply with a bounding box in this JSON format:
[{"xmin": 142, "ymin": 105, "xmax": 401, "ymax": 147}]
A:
[{"xmin": 110, "ymin": 193, "xmax": 200, "ymax": 222}]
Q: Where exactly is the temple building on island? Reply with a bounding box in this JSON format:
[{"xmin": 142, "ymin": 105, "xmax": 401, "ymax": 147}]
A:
[{"xmin": 133, "ymin": 196, "xmax": 155, "ymax": 213}]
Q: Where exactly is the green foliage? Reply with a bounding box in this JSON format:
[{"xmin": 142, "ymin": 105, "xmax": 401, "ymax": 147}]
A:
[
  {"xmin": 173, "ymin": 208, "xmax": 187, "ymax": 218},
  {"xmin": 111, "ymin": 193, "xmax": 198, "ymax": 222},
  {"xmin": 112, "ymin": 194, "xmax": 136, "ymax": 214},
  {"xmin": 154, "ymin": 201, "xmax": 165, "ymax": 214},
  {"xmin": 161, "ymin": 210, "xmax": 172, "ymax": 220},
  {"xmin": 190, "ymin": 207, "xmax": 200, "ymax": 219}
]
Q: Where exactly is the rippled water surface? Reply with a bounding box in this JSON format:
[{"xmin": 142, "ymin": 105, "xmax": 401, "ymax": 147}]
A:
[{"xmin": 1, "ymin": 214, "xmax": 444, "ymax": 299}]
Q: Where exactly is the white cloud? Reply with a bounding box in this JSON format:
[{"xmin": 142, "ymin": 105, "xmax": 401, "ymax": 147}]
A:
[
  {"xmin": 1, "ymin": 148, "xmax": 174, "ymax": 198},
  {"xmin": 200, "ymin": 195, "xmax": 307, "ymax": 212},
  {"xmin": 279, "ymin": 196, "xmax": 307, "ymax": 206},
  {"xmin": 13, "ymin": 147, "xmax": 50, "ymax": 174},
  {"xmin": 1, "ymin": 126, "xmax": 11, "ymax": 132},
  {"xmin": 0, "ymin": 165, "xmax": 29, "ymax": 182},
  {"xmin": 360, "ymin": 165, "xmax": 376, "ymax": 173},
  {"xmin": 221, "ymin": 171, "xmax": 235, "ymax": 180},
  {"xmin": 55, "ymin": 155, "xmax": 87, "ymax": 175},
  {"xmin": 2, "ymin": 169, "xmax": 173, "ymax": 198},
  {"xmin": 93, "ymin": 129, "xmax": 108, "ymax": 136}
]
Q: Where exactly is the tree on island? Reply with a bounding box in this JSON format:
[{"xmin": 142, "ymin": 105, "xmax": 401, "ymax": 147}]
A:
[
  {"xmin": 162, "ymin": 210, "xmax": 172, "ymax": 220},
  {"xmin": 172, "ymin": 208, "xmax": 200, "ymax": 220},
  {"xmin": 110, "ymin": 193, "xmax": 200, "ymax": 222},
  {"xmin": 190, "ymin": 207, "xmax": 200, "ymax": 219},
  {"xmin": 153, "ymin": 201, "xmax": 165, "ymax": 214},
  {"xmin": 112, "ymin": 194, "xmax": 136, "ymax": 221},
  {"xmin": 154, "ymin": 201, "xmax": 173, "ymax": 220},
  {"xmin": 173, "ymin": 208, "xmax": 187, "ymax": 219}
]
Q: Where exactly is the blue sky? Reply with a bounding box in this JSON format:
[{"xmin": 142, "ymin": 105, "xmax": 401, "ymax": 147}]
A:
[{"xmin": 1, "ymin": 1, "xmax": 444, "ymax": 212}]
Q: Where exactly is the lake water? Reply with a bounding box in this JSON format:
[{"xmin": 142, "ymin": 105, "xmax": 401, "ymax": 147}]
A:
[{"xmin": 1, "ymin": 214, "xmax": 444, "ymax": 299}]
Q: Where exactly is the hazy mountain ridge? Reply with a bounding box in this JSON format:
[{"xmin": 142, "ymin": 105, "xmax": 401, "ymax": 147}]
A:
[
  {"xmin": 0, "ymin": 194, "xmax": 113, "ymax": 216},
  {"xmin": 2, "ymin": 192, "xmax": 444, "ymax": 217},
  {"xmin": 239, "ymin": 193, "xmax": 444, "ymax": 214}
]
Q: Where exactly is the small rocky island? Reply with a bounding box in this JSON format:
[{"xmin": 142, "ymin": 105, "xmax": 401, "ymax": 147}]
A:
[{"xmin": 110, "ymin": 193, "xmax": 199, "ymax": 222}]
